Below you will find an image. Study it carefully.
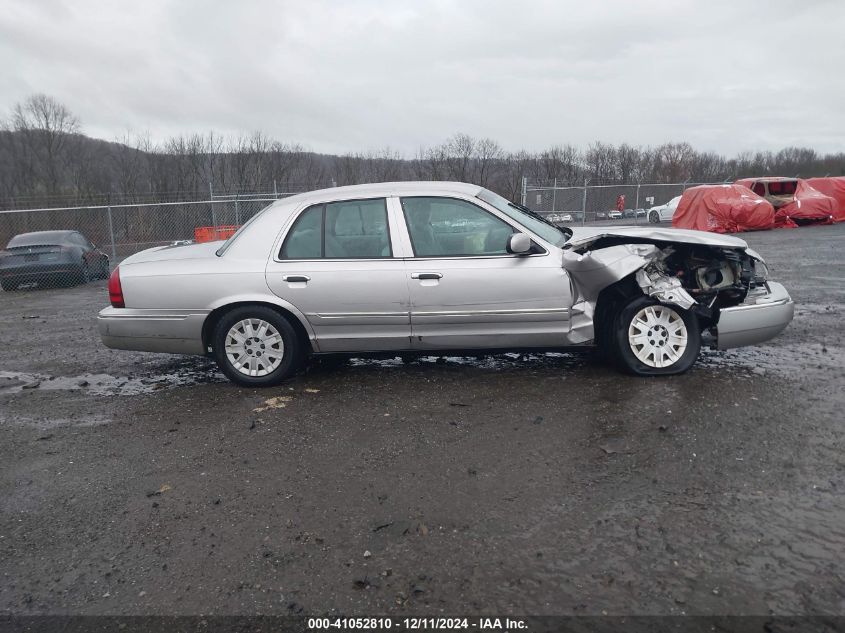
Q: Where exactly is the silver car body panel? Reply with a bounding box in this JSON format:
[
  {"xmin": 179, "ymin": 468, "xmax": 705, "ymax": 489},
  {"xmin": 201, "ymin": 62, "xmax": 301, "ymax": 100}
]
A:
[
  {"xmin": 714, "ymin": 282, "xmax": 794, "ymax": 350},
  {"xmin": 566, "ymin": 226, "xmax": 748, "ymax": 251},
  {"xmin": 97, "ymin": 181, "xmax": 794, "ymax": 358}
]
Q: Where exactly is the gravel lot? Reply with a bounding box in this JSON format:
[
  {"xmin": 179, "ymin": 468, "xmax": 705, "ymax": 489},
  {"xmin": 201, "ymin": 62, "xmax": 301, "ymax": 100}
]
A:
[{"xmin": 1, "ymin": 223, "xmax": 844, "ymax": 616}]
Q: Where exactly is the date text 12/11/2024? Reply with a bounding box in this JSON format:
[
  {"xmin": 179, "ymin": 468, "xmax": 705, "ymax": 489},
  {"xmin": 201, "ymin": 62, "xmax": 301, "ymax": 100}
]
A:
[{"xmin": 307, "ymin": 617, "xmax": 529, "ymax": 630}]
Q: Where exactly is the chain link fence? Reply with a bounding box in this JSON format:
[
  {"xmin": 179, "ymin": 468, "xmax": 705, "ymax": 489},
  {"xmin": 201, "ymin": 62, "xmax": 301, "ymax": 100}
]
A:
[
  {"xmin": 522, "ymin": 180, "xmax": 724, "ymax": 224},
  {"xmin": 0, "ymin": 197, "xmax": 284, "ymax": 291},
  {"xmin": 1, "ymin": 180, "xmax": 727, "ymax": 292}
]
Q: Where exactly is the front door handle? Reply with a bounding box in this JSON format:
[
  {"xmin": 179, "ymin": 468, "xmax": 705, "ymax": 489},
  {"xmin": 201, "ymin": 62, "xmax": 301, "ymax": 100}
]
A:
[
  {"xmin": 283, "ymin": 275, "xmax": 310, "ymax": 283},
  {"xmin": 411, "ymin": 272, "xmax": 443, "ymax": 280}
]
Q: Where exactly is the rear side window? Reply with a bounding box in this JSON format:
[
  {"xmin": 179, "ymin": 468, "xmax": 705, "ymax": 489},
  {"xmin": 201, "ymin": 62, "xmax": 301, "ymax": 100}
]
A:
[
  {"xmin": 768, "ymin": 181, "xmax": 797, "ymax": 196},
  {"xmin": 280, "ymin": 205, "xmax": 322, "ymax": 258},
  {"xmin": 751, "ymin": 182, "xmax": 766, "ymax": 197},
  {"xmin": 279, "ymin": 198, "xmax": 391, "ymax": 259}
]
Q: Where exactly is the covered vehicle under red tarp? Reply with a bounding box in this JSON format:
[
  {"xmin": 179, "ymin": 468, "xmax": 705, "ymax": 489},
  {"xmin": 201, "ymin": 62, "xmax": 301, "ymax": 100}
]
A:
[
  {"xmin": 777, "ymin": 180, "xmax": 838, "ymax": 225},
  {"xmin": 735, "ymin": 177, "xmax": 836, "ymax": 226},
  {"xmin": 804, "ymin": 177, "xmax": 845, "ymax": 222},
  {"xmin": 672, "ymin": 184, "xmax": 775, "ymax": 233}
]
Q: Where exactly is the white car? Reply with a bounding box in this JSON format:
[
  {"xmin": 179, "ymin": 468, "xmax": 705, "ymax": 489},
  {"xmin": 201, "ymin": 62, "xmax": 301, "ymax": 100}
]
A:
[{"xmin": 648, "ymin": 196, "xmax": 682, "ymax": 223}]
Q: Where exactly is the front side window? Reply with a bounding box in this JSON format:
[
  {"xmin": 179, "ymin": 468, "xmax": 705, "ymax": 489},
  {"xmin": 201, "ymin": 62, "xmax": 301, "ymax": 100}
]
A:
[
  {"xmin": 279, "ymin": 198, "xmax": 391, "ymax": 259},
  {"xmin": 477, "ymin": 188, "xmax": 568, "ymax": 247},
  {"xmin": 401, "ymin": 197, "xmax": 515, "ymax": 257}
]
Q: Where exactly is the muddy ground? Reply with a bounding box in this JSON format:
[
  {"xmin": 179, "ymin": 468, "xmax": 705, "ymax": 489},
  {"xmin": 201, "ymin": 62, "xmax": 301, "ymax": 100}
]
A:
[{"xmin": 0, "ymin": 223, "xmax": 843, "ymax": 617}]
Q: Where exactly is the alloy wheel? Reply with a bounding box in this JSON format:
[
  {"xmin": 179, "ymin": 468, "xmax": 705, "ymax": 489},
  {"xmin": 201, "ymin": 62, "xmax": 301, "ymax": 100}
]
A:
[
  {"xmin": 225, "ymin": 318, "xmax": 285, "ymax": 377},
  {"xmin": 627, "ymin": 305, "xmax": 688, "ymax": 368}
]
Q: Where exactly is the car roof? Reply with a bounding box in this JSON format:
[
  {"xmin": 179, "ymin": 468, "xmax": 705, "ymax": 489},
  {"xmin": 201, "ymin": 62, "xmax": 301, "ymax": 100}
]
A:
[
  {"xmin": 7, "ymin": 230, "xmax": 79, "ymax": 246},
  {"xmin": 273, "ymin": 181, "xmax": 485, "ymax": 207}
]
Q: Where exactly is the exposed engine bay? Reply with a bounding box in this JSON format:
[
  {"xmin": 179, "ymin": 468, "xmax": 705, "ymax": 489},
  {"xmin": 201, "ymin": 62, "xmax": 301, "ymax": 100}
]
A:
[
  {"xmin": 562, "ymin": 233, "xmax": 770, "ymax": 343},
  {"xmin": 635, "ymin": 244, "xmax": 763, "ymax": 316}
]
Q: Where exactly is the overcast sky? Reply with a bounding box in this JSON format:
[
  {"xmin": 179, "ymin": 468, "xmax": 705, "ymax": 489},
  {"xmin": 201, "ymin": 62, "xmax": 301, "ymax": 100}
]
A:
[{"xmin": 1, "ymin": 0, "xmax": 843, "ymax": 156}]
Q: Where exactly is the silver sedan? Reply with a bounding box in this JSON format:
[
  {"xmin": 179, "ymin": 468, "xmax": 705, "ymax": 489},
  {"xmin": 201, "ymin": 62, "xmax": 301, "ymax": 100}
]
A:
[{"xmin": 98, "ymin": 182, "xmax": 794, "ymax": 386}]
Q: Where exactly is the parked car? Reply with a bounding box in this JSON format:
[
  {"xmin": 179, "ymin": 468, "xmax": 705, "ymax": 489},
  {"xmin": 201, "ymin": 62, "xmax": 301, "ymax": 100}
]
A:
[
  {"xmin": 608, "ymin": 210, "xmax": 623, "ymax": 220},
  {"xmin": 649, "ymin": 196, "xmax": 682, "ymax": 223},
  {"xmin": 634, "ymin": 208, "xmax": 646, "ymax": 218},
  {"xmin": 0, "ymin": 230, "xmax": 109, "ymax": 291},
  {"xmin": 560, "ymin": 213, "xmax": 574, "ymax": 222},
  {"xmin": 99, "ymin": 182, "xmax": 793, "ymax": 385},
  {"xmin": 595, "ymin": 211, "xmax": 608, "ymax": 220},
  {"xmin": 735, "ymin": 178, "xmax": 798, "ymax": 208}
]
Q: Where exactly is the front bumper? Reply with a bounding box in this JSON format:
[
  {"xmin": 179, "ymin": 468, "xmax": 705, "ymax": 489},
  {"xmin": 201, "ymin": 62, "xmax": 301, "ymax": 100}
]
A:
[
  {"xmin": 98, "ymin": 306, "xmax": 208, "ymax": 355},
  {"xmin": 714, "ymin": 282, "xmax": 794, "ymax": 350}
]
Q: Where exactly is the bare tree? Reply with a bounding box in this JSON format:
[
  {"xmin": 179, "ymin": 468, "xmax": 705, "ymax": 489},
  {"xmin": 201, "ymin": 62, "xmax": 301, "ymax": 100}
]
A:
[{"xmin": 11, "ymin": 94, "xmax": 80, "ymax": 194}]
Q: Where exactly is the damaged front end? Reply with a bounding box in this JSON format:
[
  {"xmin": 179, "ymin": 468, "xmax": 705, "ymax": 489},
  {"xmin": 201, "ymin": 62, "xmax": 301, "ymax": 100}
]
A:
[{"xmin": 563, "ymin": 234, "xmax": 790, "ymax": 350}]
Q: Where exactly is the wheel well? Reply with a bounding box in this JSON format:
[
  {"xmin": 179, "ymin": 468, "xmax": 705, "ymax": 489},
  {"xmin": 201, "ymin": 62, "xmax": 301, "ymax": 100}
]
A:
[
  {"xmin": 593, "ymin": 275, "xmax": 640, "ymax": 350},
  {"xmin": 202, "ymin": 302, "xmax": 311, "ymax": 354}
]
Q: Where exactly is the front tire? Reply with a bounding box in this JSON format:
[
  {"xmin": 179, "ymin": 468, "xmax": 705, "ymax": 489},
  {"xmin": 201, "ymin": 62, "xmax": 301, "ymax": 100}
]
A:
[
  {"xmin": 612, "ymin": 297, "xmax": 700, "ymax": 375},
  {"xmin": 213, "ymin": 306, "xmax": 304, "ymax": 387},
  {"xmin": 649, "ymin": 211, "xmax": 660, "ymax": 224}
]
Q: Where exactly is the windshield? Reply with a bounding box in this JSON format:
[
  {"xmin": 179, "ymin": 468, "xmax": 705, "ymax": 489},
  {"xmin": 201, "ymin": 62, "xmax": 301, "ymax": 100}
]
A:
[{"xmin": 476, "ymin": 189, "xmax": 569, "ymax": 247}]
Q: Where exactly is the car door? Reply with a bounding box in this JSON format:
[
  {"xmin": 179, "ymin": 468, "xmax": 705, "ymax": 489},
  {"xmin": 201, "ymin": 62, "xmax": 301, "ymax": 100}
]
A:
[
  {"xmin": 395, "ymin": 195, "xmax": 572, "ymax": 350},
  {"xmin": 265, "ymin": 197, "xmax": 412, "ymax": 352}
]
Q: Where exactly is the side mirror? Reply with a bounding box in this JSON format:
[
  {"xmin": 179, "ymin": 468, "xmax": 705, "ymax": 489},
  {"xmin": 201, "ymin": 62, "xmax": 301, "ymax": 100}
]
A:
[{"xmin": 507, "ymin": 233, "xmax": 532, "ymax": 255}]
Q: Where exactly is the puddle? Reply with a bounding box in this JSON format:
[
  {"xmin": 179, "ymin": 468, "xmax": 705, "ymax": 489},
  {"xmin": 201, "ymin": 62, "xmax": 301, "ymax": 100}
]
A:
[
  {"xmin": 1, "ymin": 342, "xmax": 838, "ymax": 398},
  {"xmin": 1, "ymin": 413, "xmax": 114, "ymax": 430},
  {"xmin": 699, "ymin": 342, "xmax": 845, "ymax": 378},
  {"xmin": 0, "ymin": 366, "xmax": 224, "ymax": 396},
  {"xmin": 348, "ymin": 351, "xmax": 587, "ymax": 370}
]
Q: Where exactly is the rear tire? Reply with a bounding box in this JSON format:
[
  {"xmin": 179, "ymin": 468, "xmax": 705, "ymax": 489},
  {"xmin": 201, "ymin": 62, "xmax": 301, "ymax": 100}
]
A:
[
  {"xmin": 612, "ymin": 296, "xmax": 700, "ymax": 376},
  {"xmin": 76, "ymin": 262, "xmax": 91, "ymax": 285},
  {"xmin": 213, "ymin": 306, "xmax": 305, "ymax": 387},
  {"xmin": 649, "ymin": 211, "xmax": 660, "ymax": 223}
]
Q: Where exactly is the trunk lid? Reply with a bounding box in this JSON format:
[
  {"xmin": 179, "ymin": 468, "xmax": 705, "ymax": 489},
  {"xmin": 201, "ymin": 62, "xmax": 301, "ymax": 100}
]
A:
[{"xmin": 120, "ymin": 241, "xmax": 222, "ymax": 266}]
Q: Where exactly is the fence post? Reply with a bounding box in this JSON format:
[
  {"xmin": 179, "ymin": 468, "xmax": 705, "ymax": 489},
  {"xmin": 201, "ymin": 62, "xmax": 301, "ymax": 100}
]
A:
[
  {"xmin": 106, "ymin": 205, "xmax": 116, "ymax": 262},
  {"xmin": 235, "ymin": 193, "xmax": 241, "ymax": 225},
  {"xmin": 274, "ymin": 179, "xmax": 279, "ymax": 199},
  {"xmin": 551, "ymin": 178, "xmax": 557, "ymax": 213},
  {"xmin": 581, "ymin": 179, "xmax": 588, "ymax": 225},
  {"xmin": 635, "ymin": 183, "xmax": 641, "ymax": 224},
  {"xmin": 521, "ymin": 176, "xmax": 527, "ymax": 206}
]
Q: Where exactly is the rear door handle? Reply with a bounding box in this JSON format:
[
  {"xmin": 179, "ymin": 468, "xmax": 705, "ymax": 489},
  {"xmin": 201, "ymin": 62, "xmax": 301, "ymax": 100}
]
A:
[
  {"xmin": 283, "ymin": 275, "xmax": 310, "ymax": 283},
  {"xmin": 411, "ymin": 272, "xmax": 443, "ymax": 280}
]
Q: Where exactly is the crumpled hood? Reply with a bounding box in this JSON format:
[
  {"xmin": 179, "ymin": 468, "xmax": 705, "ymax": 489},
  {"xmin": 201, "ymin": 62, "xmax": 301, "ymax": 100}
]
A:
[
  {"xmin": 120, "ymin": 241, "xmax": 222, "ymax": 266},
  {"xmin": 566, "ymin": 225, "xmax": 748, "ymax": 250}
]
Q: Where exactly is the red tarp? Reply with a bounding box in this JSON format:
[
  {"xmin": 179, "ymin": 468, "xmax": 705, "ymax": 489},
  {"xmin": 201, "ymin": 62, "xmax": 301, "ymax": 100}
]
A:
[
  {"xmin": 734, "ymin": 177, "xmax": 837, "ymax": 226},
  {"xmin": 672, "ymin": 184, "xmax": 775, "ymax": 233},
  {"xmin": 778, "ymin": 180, "xmax": 837, "ymax": 225},
  {"xmin": 805, "ymin": 177, "xmax": 845, "ymax": 222}
]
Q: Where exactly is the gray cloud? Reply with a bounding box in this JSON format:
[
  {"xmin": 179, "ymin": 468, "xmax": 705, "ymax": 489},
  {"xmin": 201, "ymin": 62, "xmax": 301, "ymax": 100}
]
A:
[{"xmin": 1, "ymin": 0, "xmax": 843, "ymax": 155}]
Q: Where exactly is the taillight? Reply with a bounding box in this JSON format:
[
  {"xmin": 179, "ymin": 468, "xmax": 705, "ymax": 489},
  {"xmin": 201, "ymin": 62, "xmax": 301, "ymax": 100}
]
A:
[{"xmin": 108, "ymin": 267, "xmax": 125, "ymax": 308}]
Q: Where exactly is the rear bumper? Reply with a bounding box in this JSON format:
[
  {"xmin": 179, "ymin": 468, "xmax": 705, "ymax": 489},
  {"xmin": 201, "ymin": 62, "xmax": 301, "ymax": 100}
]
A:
[
  {"xmin": 714, "ymin": 282, "xmax": 794, "ymax": 350},
  {"xmin": 98, "ymin": 307, "xmax": 208, "ymax": 355},
  {"xmin": 1, "ymin": 261, "xmax": 80, "ymax": 279}
]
